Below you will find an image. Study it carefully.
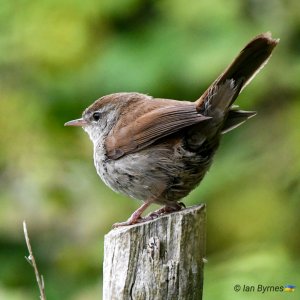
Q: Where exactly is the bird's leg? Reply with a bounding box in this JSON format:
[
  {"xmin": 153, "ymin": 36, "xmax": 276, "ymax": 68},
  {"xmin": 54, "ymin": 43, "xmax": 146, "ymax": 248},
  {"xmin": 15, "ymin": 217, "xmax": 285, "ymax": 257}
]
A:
[
  {"xmin": 145, "ymin": 201, "xmax": 185, "ymax": 220},
  {"xmin": 112, "ymin": 198, "xmax": 155, "ymax": 228}
]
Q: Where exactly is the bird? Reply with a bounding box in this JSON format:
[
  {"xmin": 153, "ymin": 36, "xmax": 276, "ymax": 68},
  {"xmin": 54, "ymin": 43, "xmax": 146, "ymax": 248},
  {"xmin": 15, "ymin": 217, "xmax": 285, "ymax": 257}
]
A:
[{"xmin": 65, "ymin": 32, "xmax": 279, "ymax": 227}]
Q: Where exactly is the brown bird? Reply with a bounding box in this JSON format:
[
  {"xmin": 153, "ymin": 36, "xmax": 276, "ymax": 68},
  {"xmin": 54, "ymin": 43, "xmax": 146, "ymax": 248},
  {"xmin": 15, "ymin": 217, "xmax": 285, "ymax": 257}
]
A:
[{"xmin": 65, "ymin": 33, "xmax": 278, "ymax": 227}]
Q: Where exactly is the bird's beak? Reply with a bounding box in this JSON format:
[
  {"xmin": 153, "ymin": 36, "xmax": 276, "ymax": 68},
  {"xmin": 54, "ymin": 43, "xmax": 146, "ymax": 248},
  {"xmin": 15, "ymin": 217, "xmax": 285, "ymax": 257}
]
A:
[{"xmin": 64, "ymin": 118, "xmax": 87, "ymax": 127}]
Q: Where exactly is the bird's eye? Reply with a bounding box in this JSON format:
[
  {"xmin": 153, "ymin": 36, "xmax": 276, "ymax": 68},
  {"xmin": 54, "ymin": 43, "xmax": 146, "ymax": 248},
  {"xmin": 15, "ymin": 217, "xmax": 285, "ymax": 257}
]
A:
[{"xmin": 92, "ymin": 112, "xmax": 101, "ymax": 121}]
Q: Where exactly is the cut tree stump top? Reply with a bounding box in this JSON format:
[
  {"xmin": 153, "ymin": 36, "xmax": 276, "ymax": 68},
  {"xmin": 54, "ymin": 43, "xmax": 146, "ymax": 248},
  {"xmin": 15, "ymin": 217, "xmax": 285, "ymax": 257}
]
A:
[{"xmin": 103, "ymin": 204, "xmax": 206, "ymax": 300}]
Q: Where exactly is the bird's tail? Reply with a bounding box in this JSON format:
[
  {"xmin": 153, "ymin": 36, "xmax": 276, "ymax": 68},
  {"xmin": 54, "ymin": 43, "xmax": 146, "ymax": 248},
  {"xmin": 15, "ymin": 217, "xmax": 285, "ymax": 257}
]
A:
[{"xmin": 196, "ymin": 32, "xmax": 279, "ymax": 119}]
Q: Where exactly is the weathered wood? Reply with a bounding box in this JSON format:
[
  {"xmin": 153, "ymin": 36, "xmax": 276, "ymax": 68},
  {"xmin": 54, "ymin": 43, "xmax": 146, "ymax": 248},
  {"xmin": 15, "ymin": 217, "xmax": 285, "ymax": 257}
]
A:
[{"xmin": 103, "ymin": 204, "xmax": 206, "ymax": 300}]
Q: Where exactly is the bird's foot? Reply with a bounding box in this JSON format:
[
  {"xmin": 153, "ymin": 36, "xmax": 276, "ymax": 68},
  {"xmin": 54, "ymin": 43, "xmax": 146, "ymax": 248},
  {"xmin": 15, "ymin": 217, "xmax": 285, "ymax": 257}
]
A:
[
  {"xmin": 112, "ymin": 210, "xmax": 145, "ymax": 228},
  {"xmin": 112, "ymin": 218, "xmax": 143, "ymax": 228},
  {"xmin": 145, "ymin": 202, "xmax": 186, "ymax": 220},
  {"xmin": 112, "ymin": 201, "xmax": 186, "ymax": 228},
  {"xmin": 112, "ymin": 199, "xmax": 154, "ymax": 228}
]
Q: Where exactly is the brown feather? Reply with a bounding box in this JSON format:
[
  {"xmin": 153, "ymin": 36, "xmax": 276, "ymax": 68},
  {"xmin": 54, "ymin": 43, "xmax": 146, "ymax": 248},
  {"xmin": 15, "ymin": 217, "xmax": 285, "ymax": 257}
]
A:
[
  {"xmin": 105, "ymin": 100, "xmax": 211, "ymax": 159},
  {"xmin": 195, "ymin": 32, "xmax": 279, "ymax": 111}
]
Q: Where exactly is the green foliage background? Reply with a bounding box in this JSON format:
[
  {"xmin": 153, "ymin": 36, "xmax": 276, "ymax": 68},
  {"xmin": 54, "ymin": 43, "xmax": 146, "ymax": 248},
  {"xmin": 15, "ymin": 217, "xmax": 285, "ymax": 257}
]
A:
[{"xmin": 1, "ymin": 0, "xmax": 299, "ymax": 299}]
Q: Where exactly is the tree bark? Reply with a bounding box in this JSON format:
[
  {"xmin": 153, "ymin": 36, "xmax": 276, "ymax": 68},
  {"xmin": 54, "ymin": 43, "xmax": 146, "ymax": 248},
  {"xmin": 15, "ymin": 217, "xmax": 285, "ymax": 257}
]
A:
[{"xmin": 103, "ymin": 204, "xmax": 206, "ymax": 300}]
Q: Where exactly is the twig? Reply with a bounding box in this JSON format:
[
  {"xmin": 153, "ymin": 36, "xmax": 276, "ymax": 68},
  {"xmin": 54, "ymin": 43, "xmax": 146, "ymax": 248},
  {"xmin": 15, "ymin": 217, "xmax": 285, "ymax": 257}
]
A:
[{"xmin": 23, "ymin": 221, "xmax": 47, "ymax": 300}]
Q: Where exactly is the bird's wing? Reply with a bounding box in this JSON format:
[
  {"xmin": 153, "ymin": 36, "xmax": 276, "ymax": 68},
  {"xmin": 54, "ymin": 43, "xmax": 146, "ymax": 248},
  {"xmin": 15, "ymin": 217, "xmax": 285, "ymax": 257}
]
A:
[{"xmin": 105, "ymin": 103, "xmax": 211, "ymax": 159}]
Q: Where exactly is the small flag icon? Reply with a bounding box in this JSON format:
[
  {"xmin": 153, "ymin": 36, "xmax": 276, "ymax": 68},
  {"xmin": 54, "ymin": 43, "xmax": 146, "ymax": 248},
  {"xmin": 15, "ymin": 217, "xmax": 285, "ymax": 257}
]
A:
[{"xmin": 284, "ymin": 285, "xmax": 296, "ymax": 292}]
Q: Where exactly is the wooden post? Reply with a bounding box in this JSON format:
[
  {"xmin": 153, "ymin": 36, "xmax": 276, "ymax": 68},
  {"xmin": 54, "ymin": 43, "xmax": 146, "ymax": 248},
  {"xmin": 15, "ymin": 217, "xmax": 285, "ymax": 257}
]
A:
[{"xmin": 103, "ymin": 204, "xmax": 206, "ymax": 300}]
